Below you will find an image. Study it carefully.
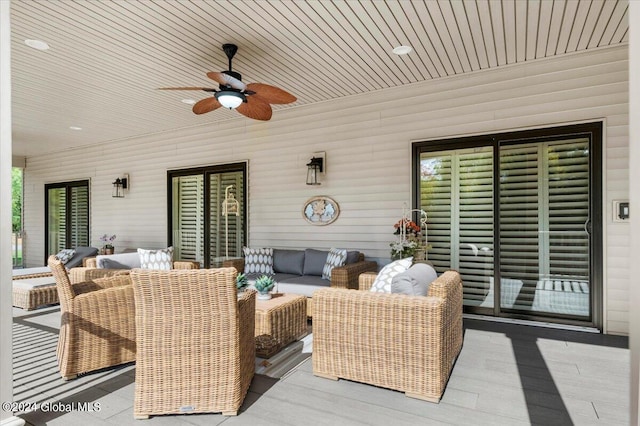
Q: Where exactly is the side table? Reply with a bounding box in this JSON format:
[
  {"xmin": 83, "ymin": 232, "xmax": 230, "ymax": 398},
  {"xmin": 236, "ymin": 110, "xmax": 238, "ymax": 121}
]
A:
[{"xmin": 255, "ymin": 293, "xmax": 307, "ymax": 350}]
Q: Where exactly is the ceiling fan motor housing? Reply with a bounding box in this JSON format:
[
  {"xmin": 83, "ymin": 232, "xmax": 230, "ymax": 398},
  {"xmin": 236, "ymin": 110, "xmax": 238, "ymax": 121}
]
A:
[{"xmin": 222, "ymin": 70, "xmax": 242, "ymax": 83}]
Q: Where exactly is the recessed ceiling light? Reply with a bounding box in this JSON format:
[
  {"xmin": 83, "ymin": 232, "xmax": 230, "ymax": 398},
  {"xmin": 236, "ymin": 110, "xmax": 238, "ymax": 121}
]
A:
[
  {"xmin": 25, "ymin": 39, "xmax": 50, "ymax": 51},
  {"xmin": 181, "ymin": 99, "xmax": 196, "ymax": 105},
  {"xmin": 392, "ymin": 45, "xmax": 412, "ymax": 55},
  {"xmin": 69, "ymin": 126, "xmax": 82, "ymax": 131}
]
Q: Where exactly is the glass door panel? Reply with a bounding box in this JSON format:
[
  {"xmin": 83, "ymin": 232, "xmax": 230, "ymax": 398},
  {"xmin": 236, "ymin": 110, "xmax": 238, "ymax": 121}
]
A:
[
  {"xmin": 208, "ymin": 171, "xmax": 245, "ymax": 267},
  {"xmin": 171, "ymin": 174, "xmax": 204, "ymax": 265},
  {"xmin": 419, "ymin": 147, "xmax": 494, "ymax": 308},
  {"xmin": 47, "ymin": 187, "xmax": 66, "ymax": 254},
  {"xmin": 499, "ymin": 140, "xmax": 590, "ymax": 318}
]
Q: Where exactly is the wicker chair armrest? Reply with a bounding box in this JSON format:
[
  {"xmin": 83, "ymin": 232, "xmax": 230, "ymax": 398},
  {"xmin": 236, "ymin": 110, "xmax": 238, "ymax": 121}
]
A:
[
  {"xmin": 71, "ymin": 275, "xmax": 132, "ymax": 296},
  {"xmin": 222, "ymin": 258, "xmax": 245, "ymax": 273},
  {"xmin": 69, "ymin": 267, "xmax": 130, "ymax": 284},
  {"xmin": 83, "ymin": 258, "xmax": 98, "ymax": 268},
  {"xmin": 70, "ymin": 285, "xmax": 136, "ymax": 339},
  {"xmin": 358, "ymin": 271, "xmax": 378, "ymax": 291},
  {"xmin": 172, "ymin": 260, "xmax": 201, "ymax": 269},
  {"xmin": 330, "ymin": 260, "xmax": 378, "ymax": 290}
]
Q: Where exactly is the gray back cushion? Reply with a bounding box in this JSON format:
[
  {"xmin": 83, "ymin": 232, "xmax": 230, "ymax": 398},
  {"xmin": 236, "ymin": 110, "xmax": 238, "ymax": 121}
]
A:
[
  {"xmin": 96, "ymin": 252, "xmax": 141, "ymax": 269},
  {"xmin": 391, "ymin": 263, "xmax": 438, "ymax": 296},
  {"xmin": 65, "ymin": 246, "xmax": 99, "ymax": 269},
  {"xmin": 273, "ymin": 249, "xmax": 305, "ymax": 275},
  {"xmin": 346, "ymin": 251, "xmax": 360, "ymax": 264},
  {"xmin": 303, "ymin": 249, "xmax": 329, "ymax": 276}
]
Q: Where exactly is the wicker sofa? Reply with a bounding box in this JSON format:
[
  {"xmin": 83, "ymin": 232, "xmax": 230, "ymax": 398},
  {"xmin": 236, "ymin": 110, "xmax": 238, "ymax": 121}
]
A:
[
  {"xmin": 223, "ymin": 248, "xmax": 377, "ymax": 316},
  {"xmin": 312, "ymin": 270, "xmax": 463, "ymax": 403},
  {"xmin": 70, "ymin": 251, "xmax": 199, "ymax": 283}
]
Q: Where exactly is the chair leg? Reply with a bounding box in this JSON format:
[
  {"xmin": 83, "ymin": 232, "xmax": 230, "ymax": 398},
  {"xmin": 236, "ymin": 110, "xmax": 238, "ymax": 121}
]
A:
[
  {"xmin": 62, "ymin": 374, "xmax": 77, "ymax": 381},
  {"xmin": 133, "ymin": 414, "xmax": 149, "ymax": 420},
  {"xmin": 222, "ymin": 410, "xmax": 238, "ymax": 416}
]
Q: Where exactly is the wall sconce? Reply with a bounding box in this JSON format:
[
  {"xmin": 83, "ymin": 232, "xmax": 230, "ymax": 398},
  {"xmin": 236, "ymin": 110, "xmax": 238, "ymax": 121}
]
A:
[
  {"xmin": 112, "ymin": 174, "xmax": 129, "ymax": 198},
  {"xmin": 306, "ymin": 152, "xmax": 325, "ymax": 185}
]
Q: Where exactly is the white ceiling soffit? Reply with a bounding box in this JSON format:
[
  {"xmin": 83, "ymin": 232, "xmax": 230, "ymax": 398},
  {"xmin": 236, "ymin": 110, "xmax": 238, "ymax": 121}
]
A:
[{"xmin": 11, "ymin": 0, "xmax": 629, "ymax": 156}]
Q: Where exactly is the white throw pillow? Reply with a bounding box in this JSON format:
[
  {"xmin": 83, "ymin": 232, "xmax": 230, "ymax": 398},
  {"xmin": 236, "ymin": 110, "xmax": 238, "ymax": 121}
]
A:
[
  {"xmin": 56, "ymin": 248, "xmax": 76, "ymax": 264},
  {"xmin": 321, "ymin": 248, "xmax": 347, "ymax": 280},
  {"xmin": 138, "ymin": 247, "xmax": 174, "ymax": 270},
  {"xmin": 370, "ymin": 257, "xmax": 413, "ymax": 293},
  {"xmin": 243, "ymin": 247, "xmax": 274, "ymax": 274}
]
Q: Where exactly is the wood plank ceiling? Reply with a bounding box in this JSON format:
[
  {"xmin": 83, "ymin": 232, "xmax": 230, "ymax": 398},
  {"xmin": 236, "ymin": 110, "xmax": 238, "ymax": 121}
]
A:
[{"xmin": 10, "ymin": 0, "xmax": 629, "ymax": 156}]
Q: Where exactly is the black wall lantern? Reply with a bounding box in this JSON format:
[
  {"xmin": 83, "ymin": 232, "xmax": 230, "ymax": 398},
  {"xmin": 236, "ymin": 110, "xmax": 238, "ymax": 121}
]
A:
[
  {"xmin": 112, "ymin": 174, "xmax": 129, "ymax": 198},
  {"xmin": 306, "ymin": 152, "xmax": 325, "ymax": 185}
]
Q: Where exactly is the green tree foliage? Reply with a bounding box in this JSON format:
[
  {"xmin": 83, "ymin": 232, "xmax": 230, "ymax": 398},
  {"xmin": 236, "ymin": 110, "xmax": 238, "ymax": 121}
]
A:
[{"xmin": 12, "ymin": 168, "xmax": 22, "ymax": 232}]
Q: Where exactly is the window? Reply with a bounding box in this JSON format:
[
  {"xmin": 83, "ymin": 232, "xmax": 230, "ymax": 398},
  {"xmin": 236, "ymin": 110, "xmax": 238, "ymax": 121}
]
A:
[
  {"xmin": 45, "ymin": 180, "xmax": 90, "ymax": 261},
  {"xmin": 413, "ymin": 123, "xmax": 602, "ymax": 328},
  {"xmin": 168, "ymin": 163, "xmax": 246, "ymax": 268}
]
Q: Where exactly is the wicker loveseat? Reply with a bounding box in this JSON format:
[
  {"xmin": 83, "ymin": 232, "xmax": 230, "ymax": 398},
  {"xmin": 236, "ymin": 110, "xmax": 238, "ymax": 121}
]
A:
[{"xmin": 312, "ymin": 270, "xmax": 463, "ymax": 403}]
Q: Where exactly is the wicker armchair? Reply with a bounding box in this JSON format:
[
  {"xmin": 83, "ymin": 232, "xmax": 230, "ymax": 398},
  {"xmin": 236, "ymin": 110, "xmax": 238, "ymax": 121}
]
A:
[
  {"xmin": 47, "ymin": 256, "xmax": 136, "ymax": 380},
  {"xmin": 312, "ymin": 270, "xmax": 463, "ymax": 403},
  {"xmin": 130, "ymin": 268, "xmax": 256, "ymax": 419}
]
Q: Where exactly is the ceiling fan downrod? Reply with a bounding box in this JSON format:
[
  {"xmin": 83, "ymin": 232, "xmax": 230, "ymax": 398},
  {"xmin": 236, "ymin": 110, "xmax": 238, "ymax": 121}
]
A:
[{"xmin": 222, "ymin": 44, "xmax": 242, "ymax": 82}]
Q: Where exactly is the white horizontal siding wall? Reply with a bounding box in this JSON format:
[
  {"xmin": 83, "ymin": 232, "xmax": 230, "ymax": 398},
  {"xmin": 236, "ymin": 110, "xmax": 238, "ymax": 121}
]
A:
[{"xmin": 23, "ymin": 46, "xmax": 629, "ymax": 334}]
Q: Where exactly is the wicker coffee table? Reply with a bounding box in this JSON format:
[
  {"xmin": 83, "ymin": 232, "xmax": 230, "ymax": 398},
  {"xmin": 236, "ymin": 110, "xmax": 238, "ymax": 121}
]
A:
[
  {"xmin": 12, "ymin": 276, "xmax": 59, "ymax": 310},
  {"xmin": 255, "ymin": 293, "xmax": 307, "ymax": 350}
]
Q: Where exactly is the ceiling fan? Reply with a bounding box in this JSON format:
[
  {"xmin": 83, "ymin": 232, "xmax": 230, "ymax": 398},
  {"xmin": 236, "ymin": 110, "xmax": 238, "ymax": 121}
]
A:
[{"xmin": 158, "ymin": 44, "xmax": 296, "ymax": 121}]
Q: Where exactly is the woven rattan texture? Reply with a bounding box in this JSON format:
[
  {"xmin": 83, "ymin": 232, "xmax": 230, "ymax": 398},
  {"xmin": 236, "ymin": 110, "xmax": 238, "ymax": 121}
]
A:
[
  {"xmin": 255, "ymin": 293, "xmax": 307, "ymax": 347},
  {"xmin": 48, "ymin": 256, "xmax": 136, "ymax": 380},
  {"xmin": 130, "ymin": 268, "xmax": 256, "ymax": 418},
  {"xmin": 12, "ymin": 284, "xmax": 58, "ymax": 310},
  {"xmin": 313, "ymin": 270, "xmax": 463, "ymax": 403}
]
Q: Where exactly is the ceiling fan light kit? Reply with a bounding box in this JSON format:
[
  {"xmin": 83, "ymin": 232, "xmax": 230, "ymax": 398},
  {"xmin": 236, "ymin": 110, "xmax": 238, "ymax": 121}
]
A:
[
  {"xmin": 215, "ymin": 89, "xmax": 245, "ymax": 109},
  {"xmin": 159, "ymin": 44, "xmax": 296, "ymax": 120}
]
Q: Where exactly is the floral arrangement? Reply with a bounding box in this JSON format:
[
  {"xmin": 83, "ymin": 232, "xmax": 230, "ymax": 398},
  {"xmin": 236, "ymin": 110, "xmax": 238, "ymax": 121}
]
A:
[
  {"xmin": 390, "ymin": 218, "xmax": 427, "ymax": 260},
  {"xmin": 100, "ymin": 234, "xmax": 116, "ymax": 249},
  {"xmin": 393, "ymin": 218, "xmax": 422, "ymax": 238}
]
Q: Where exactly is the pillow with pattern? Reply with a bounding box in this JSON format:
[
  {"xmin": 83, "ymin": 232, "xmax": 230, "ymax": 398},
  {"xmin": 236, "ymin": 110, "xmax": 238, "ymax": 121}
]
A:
[
  {"xmin": 243, "ymin": 247, "xmax": 274, "ymax": 274},
  {"xmin": 369, "ymin": 257, "xmax": 413, "ymax": 293},
  {"xmin": 56, "ymin": 248, "xmax": 76, "ymax": 264},
  {"xmin": 138, "ymin": 247, "xmax": 174, "ymax": 270},
  {"xmin": 321, "ymin": 248, "xmax": 347, "ymax": 280}
]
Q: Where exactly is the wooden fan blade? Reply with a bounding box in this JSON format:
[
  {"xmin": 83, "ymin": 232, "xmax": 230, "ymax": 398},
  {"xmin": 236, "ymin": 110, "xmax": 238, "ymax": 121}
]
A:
[
  {"xmin": 192, "ymin": 97, "xmax": 222, "ymax": 115},
  {"xmin": 236, "ymin": 96, "xmax": 272, "ymax": 121},
  {"xmin": 246, "ymin": 83, "xmax": 296, "ymax": 104},
  {"xmin": 157, "ymin": 87, "xmax": 216, "ymax": 91},
  {"xmin": 207, "ymin": 72, "xmax": 246, "ymax": 91}
]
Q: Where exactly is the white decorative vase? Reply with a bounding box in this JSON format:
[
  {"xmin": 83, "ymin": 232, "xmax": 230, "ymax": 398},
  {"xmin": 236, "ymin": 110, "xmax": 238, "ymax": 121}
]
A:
[{"xmin": 257, "ymin": 292, "xmax": 272, "ymax": 300}]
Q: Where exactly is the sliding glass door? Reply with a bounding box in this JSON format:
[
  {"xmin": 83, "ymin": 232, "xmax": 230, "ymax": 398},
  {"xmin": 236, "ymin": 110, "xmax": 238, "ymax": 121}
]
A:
[
  {"xmin": 45, "ymin": 180, "xmax": 90, "ymax": 260},
  {"xmin": 413, "ymin": 123, "xmax": 601, "ymax": 327},
  {"xmin": 168, "ymin": 163, "xmax": 246, "ymax": 268}
]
